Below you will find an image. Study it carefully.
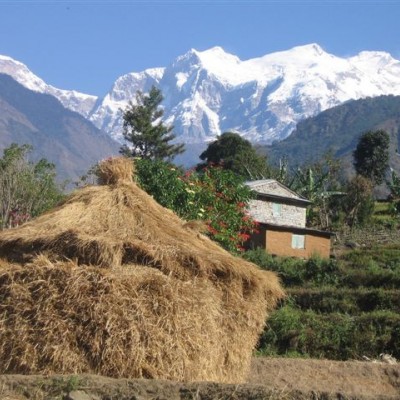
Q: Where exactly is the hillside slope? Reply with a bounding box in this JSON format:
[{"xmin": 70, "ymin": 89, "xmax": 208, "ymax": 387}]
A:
[
  {"xmin": 0, "ymin": 74, "xmax": 119, "ymax": 181},
  {"xmin": 0, "ymin": 55, "xmax": 97, "ymax": 117},
  {"xmin": 266, "ymin": 95, "xmax": 400, "ymax": 174}
]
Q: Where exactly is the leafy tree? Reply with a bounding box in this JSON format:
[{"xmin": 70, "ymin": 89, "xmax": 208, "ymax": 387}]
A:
[
  {"xmin": 353, "ymin": 130, "xmax": 390, "ymax": 185},
  {"xmin": 386, "ymin": 168, "xmax": 400, "ymax": 216},
  {"xmin": 135, "ymin": 158, "xmax": 258, "ymax": 253},
  {"xmin": 120, "ymin": 86, "xmax": 185, "ymax": 161},
  {"xmin": 341, "ymin": 175, "xmax": 375, "ymax": 227},
  {"xmin": 0, "ymin": 143, "xmax": 64, "ymax": 229},
  {"xmin": 285, "ymin": 154, "xmax": 344, "ymax": 229},
  {"xmin": 387, "ymin": 168, "xmax": 400, "ymax": 199},
  {"xmin": 198, "ymin": 132, "xmax": 270, "ymax": 179}
]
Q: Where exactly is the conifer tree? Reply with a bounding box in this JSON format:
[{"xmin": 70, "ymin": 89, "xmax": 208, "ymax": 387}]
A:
[{"xmin": 120, "ymin": 86, "xmax": 184, "ymax": 160}]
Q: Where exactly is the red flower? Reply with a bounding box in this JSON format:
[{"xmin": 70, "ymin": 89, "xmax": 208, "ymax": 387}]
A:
[{"xmin": 207, "ymin": 225, "xmax": 218, "ymax": 235}]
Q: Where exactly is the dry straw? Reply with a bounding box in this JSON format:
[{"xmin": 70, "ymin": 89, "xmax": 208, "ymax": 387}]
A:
[{"xmin": 0, "ymin": 157, "xmax": 284, "ymax": 382}]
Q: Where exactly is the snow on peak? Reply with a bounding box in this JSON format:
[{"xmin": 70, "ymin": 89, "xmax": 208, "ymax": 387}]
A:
[
  {"xmin": 353, "ymin": 50, "xmax": 394, "ymax": 61},
  {"xmin": 0, "ymin": 54, "xmax": 97, "ymax": 117},
  {"xmin": 6, "ymin": 43, "xmax": 397, "ymax": 149},
  {"xmin": 350, "ymin": 50, "xmax": 398, "ymax": 69},
  {"xmin": 0, "ymin": 54, "xmax": 47, "ymax": 92},
  {"xmin": 91, "ymin": 43, "xmax": 400, "ymax": 147},
  {"xmin": 115, "ymin": 67, "xmax": 165, "ymax": 87},
  {"xmin": 145, "ymin": 67, "xmax": 165, "ymax": 80},
  {"xmin": 0, "ymin": 54, "xmax": 22, "ymax": 63},
  {"xmin": 171, "ymin": 43, "xmax": 344, "ymax": 87},
  {"xmin": 291, "ymin": 43, "xmax": 325, "ymax": 55},
  {"xmin": 254, "ymin": 43, "xmax": 336, "ymax": 69},
  {"xmin": 194, "ymin": 46, "xmax": 241, "ymax": 65}
]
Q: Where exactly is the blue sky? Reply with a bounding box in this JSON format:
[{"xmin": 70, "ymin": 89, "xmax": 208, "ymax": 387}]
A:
[{"xmin": 1, "ymin": 0, "xmax": 400, "ymax": 96}]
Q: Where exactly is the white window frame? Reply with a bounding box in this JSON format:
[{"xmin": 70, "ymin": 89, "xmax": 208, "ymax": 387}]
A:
[
  {"xmin": 292, "ymin": 234, "xmax": 305, "ymax": 249},
  {"xmin": 272, "ymin": 202, "xmax": 282, "ymax": 217}
]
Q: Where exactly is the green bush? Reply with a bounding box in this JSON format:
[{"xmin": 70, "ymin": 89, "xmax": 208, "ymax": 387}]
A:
[
  {"xmin": 258, "ymin": 306, "xmax": 354, "ymax": 359},
  {"xmin": 135, "ymin": 159, "xmax": 258, "ymax": 253},
  {"xmin": 342, "ymin": 268, "xmax": 400, "ymax": 289},
  {"xmin": 247, "ymin": 245, "xmax": 400, "ymax": 360},
  {"xmin": 288, "ymin": 287, "xmax": 400, "ymax": 314},
  {"xmin": 258, "ymin": 306, "xmax": 400, "ymax": 360},
  {"xmin": 342, "ymin": 247, "xmax": 400, "ymax": 271},
  {"xmin": 244, "ymin": 249, "xmax": 340, "ymax": 287}
]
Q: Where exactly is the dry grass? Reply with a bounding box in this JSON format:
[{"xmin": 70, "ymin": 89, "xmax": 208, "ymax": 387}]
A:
[
  {"xmin": 0, "ymin": 256, "xmax": 228, "ymax": 381},
  {"xmin": 0, "ymin": 157, "xmax": 284, "ymax": 383},
  {"xmin": 96, "ymin": 156, "xmax": 136, "ymax": 185}
]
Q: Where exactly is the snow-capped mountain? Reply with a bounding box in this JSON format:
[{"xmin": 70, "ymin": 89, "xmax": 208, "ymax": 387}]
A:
[
  {"xmin": 89, "ymin": 67, "xmax": 164, "ymax": 135},
  {"xmin": 2, "ymin": 44, "xmax": 400, "ymax": 147},
  {"xmin": 89, "ymin": 43, "xmax": 400, "ymax": 144},
  {"xmin": 0, "ymin": 55, "xmax": 97, "ymax": 117}
]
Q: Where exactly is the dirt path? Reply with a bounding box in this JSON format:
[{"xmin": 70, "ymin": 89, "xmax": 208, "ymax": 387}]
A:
[
  {"xmin": 0, "ymin": 358, "xmax": 399, "ymax": 400},
  {"xmin": 248, "ymin": 357, "xmax": 400, "ymax": 399}
]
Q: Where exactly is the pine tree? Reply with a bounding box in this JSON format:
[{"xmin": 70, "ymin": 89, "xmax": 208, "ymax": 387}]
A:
[{"xmin": 120, "ymin": 86, "xmax": 184, "ymax": 160}]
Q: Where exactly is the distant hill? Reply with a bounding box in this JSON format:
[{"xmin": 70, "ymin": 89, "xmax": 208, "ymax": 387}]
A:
[
  {"xmin": 266, "ymin": 95, "xmax": 400, "ymax": 175},
  {"xmin": 0, "ymin": 73, "xmax": 119, "ymax": 182}
]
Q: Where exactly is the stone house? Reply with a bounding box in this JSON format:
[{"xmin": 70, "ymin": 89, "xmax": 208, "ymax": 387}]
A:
[{"xmin": 245, "ymin": 179, "xmax": 333, "ymax": 259}]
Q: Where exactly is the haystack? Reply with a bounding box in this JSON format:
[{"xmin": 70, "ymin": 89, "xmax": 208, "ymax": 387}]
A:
[{"xmin": 0, "ymin": 157, "xmax": 284, "ymax": 383}]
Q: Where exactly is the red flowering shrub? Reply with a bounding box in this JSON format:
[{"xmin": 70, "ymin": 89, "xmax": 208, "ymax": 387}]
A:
[{"xmin": 136, "ymin": 159, "xmax": 257, "ymax": 253}]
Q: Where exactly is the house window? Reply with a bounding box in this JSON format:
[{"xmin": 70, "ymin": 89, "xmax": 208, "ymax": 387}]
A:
[
  {"xmin": 272, "ymin": 203, "xmax": 282, "ymax": 217},
  {"xmin": 292, "ymin": 234, "xmax": 305, "ymax": 249}
]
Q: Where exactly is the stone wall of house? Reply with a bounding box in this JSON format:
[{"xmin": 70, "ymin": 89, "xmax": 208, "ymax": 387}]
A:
[{"xmin": 248, "ymin": 199, "xmax": 306, "ymax": 228}]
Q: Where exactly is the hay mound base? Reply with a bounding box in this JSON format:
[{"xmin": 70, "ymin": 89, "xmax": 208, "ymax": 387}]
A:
[
  {"xmin": 0, "ymin": 157, "xmax": 284, "ymax": 383},
  {"xmin": 0, "ymin": 257, "xmax": 226, "ymax": 381}
]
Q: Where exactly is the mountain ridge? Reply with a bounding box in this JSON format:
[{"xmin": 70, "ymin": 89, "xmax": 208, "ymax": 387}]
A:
[
  {"xmin": 0, "ymin": 73, "xmax": 119, "ymax": 181},
  {"xmin": 2, "ymin": 44, "xmax": 400, "ymax": 157},
  {"xmin": 265, "ymin": 94, "xmax": 400, "ymax": 178},
  {"xmin": 89, "ymin": 44, "xmax": 400, "ymax": 145},
  {"xmin": 0, "ymin": 55, "xmax": 97, "ymax": 117}
]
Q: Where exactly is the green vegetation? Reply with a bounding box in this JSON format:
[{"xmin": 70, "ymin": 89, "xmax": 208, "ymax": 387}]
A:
[
  {"xmin": 283, "ymin": 155, "xmax": 344, "ymax": 228},
  {"xmin": 353, "ymin": 130, "xmax": 390, "ymax": 185},
  {"xmin": 266, "ymin": 94, "xmax": 400, "ymax": 169},
  {"xmin": 258, "ymin": 307, "xmax": 400, "ymax": 360},
  {"xmin": 115, "ymin": 87, "xmax": 400, "ymax": 360},
  {"xmin": 135, "ymin": 158, "xmax": 258, "ymax": 253},
  {"xmin": 340, "ymin": 175, "xmax": 375, "ymax": 227},
  {"xmin": 245, "ymin": 244, "xmax": 400, "ymax": 360},
  {"xmin": 198, "ymin": 131, "xmax": 270, "ymax": 179},
  {"xmin": 0, "ymin": 143, "xmax": 64, "ymax": 230},
  {"xmin": 120, "ymin": 86, "xmax": 185, "ymax": 161}
]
